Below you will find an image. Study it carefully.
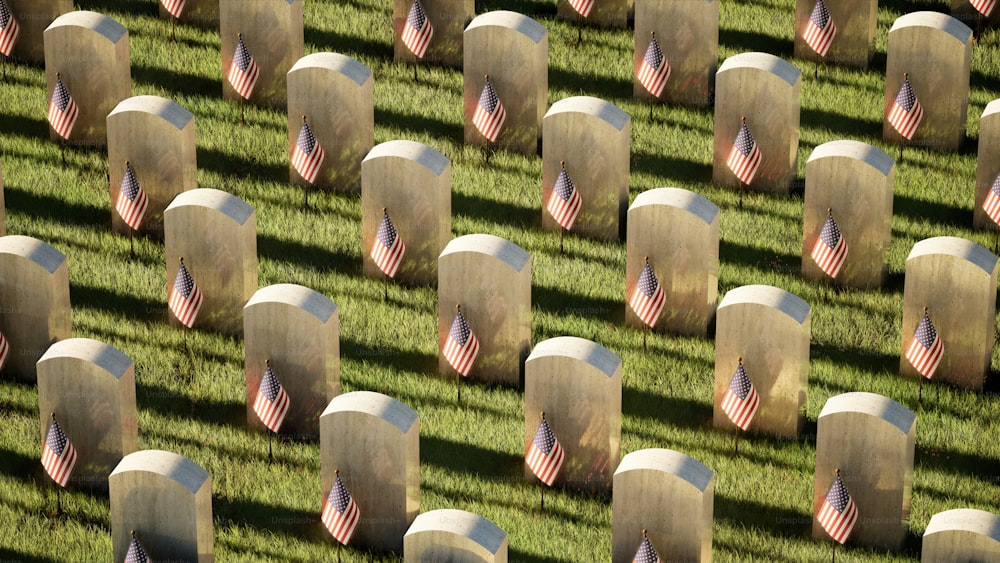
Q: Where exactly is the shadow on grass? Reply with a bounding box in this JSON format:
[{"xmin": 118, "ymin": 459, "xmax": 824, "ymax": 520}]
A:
[
  {"xmin": 198, "ymin": 146, "xmax": 288, "ymax": 182},
  {"xmin": 214, "ymin": 496, "xmax": 332, "ymax": 548},
  {"xmin": 810, "ymin": 344, "xmax": 898, "ymax": 379},
  {"xmin": 720, "ymin": 239, "xmax": 801, "ymax": 275},
  {"xmin": 132, "ymin": 63, "xmax": 219, "ymax": 98},
  {"xmin": 71, "ymin": 284, "xmax": 164, "ymax": 323},
  {"xmin": 719, "ymin": 29, "xmax": 793, "ymax": 59},
  {"xmin": 452, "ymin": 190, "xmax": 539, "ymax": 232},
  {"xmin": 375, "ymin": 106, "xmax": 463, "ymax": 145},
  {"xmin": 800, "ymin": 107, "xmax": 881, "ymax": 139},
  {"xmin": 916, "ymin": 442, "xmax": 1000, "ymax": 483},
  {"xmin": 623, "ymin": 387, "xmax": 711, "ymax": 431},
  {"xmin": 478, "ymin": 0, "xmax": 557, "ymax": 18},
  {"xmin": 892, "ymin": 192, "xmax": 969, "ymax": 227},
  {"xmin": 341, "ymin": 337, "xmax": 438, "ymax": 375},
  {"xmin": 0, "ymin": 112, "xmax": 49, "ymax": 141},
  {"xmin": 5, "ymin": 186, "xmax": 107, "ymax": 229},
  {"xmin": 549, "ymin": 66, "xmax": 632, "ymax": 101},
  {"xmin": 533, "ymin": 285, "xmax": 624, "ymax": 325},
  {"xmin": 258, "ymin": 233, "xmax": 360, "ymax": 279},
  {"xmin": 0, "ymin": 548, "xmax": 61, "ymax": 563},
  {"xmin": 422, "ymin": 435, "xmax": 521, "ymax": 478},
  {"xmin": 304, "ymin": 27, "xmax": 391, "ymax": 62},
  {"xmin": 632, "ymin": 150, "xmax": 714, "ymax": 186},
  {"xmin": 715, "ymin": 495, "xmax": 814, "ymax": 540},
  {"xmin": 139, "ymin": 383, "xmax": 246, "ymax": 426}
]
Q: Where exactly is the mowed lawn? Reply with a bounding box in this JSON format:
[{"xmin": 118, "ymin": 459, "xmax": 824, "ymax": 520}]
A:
[{"xmin": 1, "ymin": 0, "xmax": 999, "ymax": 561}]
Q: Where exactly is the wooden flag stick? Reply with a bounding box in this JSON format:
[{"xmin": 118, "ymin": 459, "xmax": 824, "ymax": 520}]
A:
[
  {"xmin": 993, "ymin": 223, "xmax": 998, "ymax": 255},
  {"xmin": 735, "ymin": 426, "xmax": 741, "ymax": 454},
  {"xmin": 559, "ymin": 227, "xmax": 565, "ymax": 254},
  {"xmin": 337, "ymin": 542, "xmax": 342, "ymax": 563},
  {"xmin": 918, "ymin": 376, "xmax": 923, "ymax": 404},
  {"xmin": 540, "ymin": 483, "xmax": 545, "ymax": 511},
  {"xmin": 129, "ymin": 229, "xmax": 134, "ymax": 257},
  {"xmin": 171, "ymin": 17, "xmax": 176, "ymax": 43},
  {"xmin": 576, "ymin": 14, "xmax": 582, "ymax": 45},
  {"xmin": 268, "ymin": 429, "xmax": 273, "ymax": 462},
  {"xmin": 642, "ymin": 324, "xmax": 647, "ymax": 353},
  {"xmin": 456, "ymin": 371, "xmax": 461, "ymax": 403},
  {"xmin": 739, "ymin": 180, "xmax": 744, "ymax": 209},
  {"xmin": 832, "ymin": 541, "xmax": 836, "ymax": 563}
]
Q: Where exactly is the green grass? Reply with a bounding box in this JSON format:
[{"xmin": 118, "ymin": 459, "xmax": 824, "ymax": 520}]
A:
[{"xmin": 2, "ymin": 0, "xmax": 1000, "ymax": 561}]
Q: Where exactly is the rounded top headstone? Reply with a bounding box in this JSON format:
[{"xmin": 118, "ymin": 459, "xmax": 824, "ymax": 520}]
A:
[
  {"xmin": 439, "ymin": 234, "xmax": 530, "ymax": 274},
  {"xmin": 924, "ymin": 508, "xmax": 1000, "ymax": 540},
  {"xmin": 466, "ymin": 11, "xmax": 547, "ymax": 44},
  {"xmin": 545, "ymin": 96, "xmax": 629, "ymax": 132},
  {"xmin": 38, "ymin": 338, "xmax": 132, "ymax": 379},
  {"xmin": 404, "ymin": 509, "xmax": 507, "ymax": 553},
  {"xmin": 245, "ymin": 284, "xmax": 337, "ymax": 324},
  {"xmin": 889, "ymin": 11, "xmax": 972, "ymax": 43},
  {"xmin": 0, "ymin": 235, "xmax": 67, "ymax": 274},
  {"xmin": 165, "ymin": 188, "xmax": 254, "ymax": 226},
  {"xmin": 527, "ymin": 336, "xmax": 621, "ymax": 378},
  {"xmin": 108, "ymin": 96, "xmax": 194, "ymax": 132},
  {"xmin": 718, "ymin": 284, "xmax": 810, "ymax": 326},
  {"xmin": 363, "ymin": 140, "xmax": 450, "ymax": 177},
  {"xmin": 322, "ymin": 391, "xmax": 418, "ymax": 434},
  {"xmin": 907, "ymin": 236, "xmax": 998, "ymax": 276},
  {"xmin": 47, "ymin": 10, "xmax": 128, "ymax": 43},
  {"xmin": 110, "ymin": 450, "xmax": 210, "ymax": 494},
  {"xmin": 985, "ymin": 99, "xmax": 1000, "ymax": 119},
  {"xmin": 288, "ymin": 52, "xmax": 372, "ymax": 87},
  {"xmin": 718, "ymin": 52, "xmax": 801, "ymax": 87},
  {"xmin": 629, "ymin": 187, "xmax": 720, "ymax": 226},
  {"xmin": 808, "ymin": 140, "xmax": 895, "ymax": 177},
  {"xmin": 615, "ymin": 448, "xmax": 714, "ymax": 493},
  {"xmin": 818, "ymin": 392, "xmax": 916, "ymax": 435}
]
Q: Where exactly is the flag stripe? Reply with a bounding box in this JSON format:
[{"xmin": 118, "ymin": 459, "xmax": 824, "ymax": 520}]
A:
[
  {"xmin": 401, "ymin": 0, "xmax": 434, "ymax": 58},
  {"xmin": 526, "ymin": 440, "xmax": 564, "ymax": 485},
  {"xmin": 971, "ymin": 0, "xmax": 995, "ymax": 17},
  {"xmin": 568, "ymin": 0, "xmax": 594, "ymax": 17},
  {"xmin": 637, "ymin": 37, "xmax": 670, "ymax": 97},
  {"xmin": 984, "ymin": 188, "xmax": 1000, "ymax": 225},
  {"xmin": 721, "ymin": 386, "xmax": 760, "ymax": 430},
  {"xmin": 546, "ymin": 187, "xmax": 582, "ymax": 230},
  {"xmin": 811, "ymin": 236, "xmax": 847, "ymax": 278},
  {"xmin": 253, "ymin": 385, "xmax": 290, "ymax": 432},
  {"xmin": 161, "ymin": 0, "xmax": 186, "ymax": 18},
  {"xmin": 473, "ymin": 103, "xmax": 506, "ymax": 142},
  {"xmin": 0, "ymin": 331, "xmax": 9, "ymax": 372},
  {"xmin": 0, "ymin": 6, "xmax": 19, "ymax": 57},
  {"xmin": 906, "ymin": 334, "xmax": 943, "ymax": 378}
]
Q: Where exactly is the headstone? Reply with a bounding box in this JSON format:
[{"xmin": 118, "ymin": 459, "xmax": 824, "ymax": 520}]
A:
[
  {"xmin": 884, "ymin": 12, "xmax": 971, "ymax": 151},
  {"xmin": 438, "ymin": 234, "xmax": 531, "ymax": 386},
  {"xmin": 403, "ymin": 509, "xmax": 508, "ymax": 562},
  {"xmin": 164, "ymin": 188, "xmax": 257, "ymax": 336},
  {"xmin": 714, "ymin": 285, "xmax": 810, "ymax": 437},
  {"xmin": 922, "ymin": 508, "xmax": 1000, "ymax": 562},
  {"xmin": 107, "ymin": 96, "xmax": 197, "ymax": 238},
  {"xmin": 219, "ymin": 0, "xmax": 303, "ymax": 106},
  {"xmin": 793, "ymin": 0, "xmax": 877, "ymax": 67},
  {"xmin": 7, "ymin": 0, "xmax": 72, "ymax": 63},
  {"xmin": 524, "ymin": 336, "xmax": 621, "ymax": 491},
  {"xmin": 558, "ymin": 0, "xmax": 631, "ymax": 28},
  {"xmin": 362, "ymin": 140, "xmax": 451, "ymax": 285},
  {"xmin": 0, "ymin": 235, "xmax": 70, "ymax": 383},
  {"xmin": 464, "ymin": 12, "xmax": 547, "ymax": 155},
  {"xmin": 900, "ymin": 237, "xmax": 997, "ymax": 390},
  {"xmin": 542, "ymin": 96, "xmax": 629, "ymax": 241},
  {"xmin": 973, "ymin": 99, "xmax": 1000, "ymax": 229},
  {"xmin": 633, "ymin": 0, "xmax": 718, "ymax": 106},
  {"xmin": 612, "ymin": 448, "xmax": 714, "ymax": 563},
  {"xmin": 37, "ymin": 338, "xmax": 137, "ymax": 489},
  {"xmin": 109, "ymin": 450, "xmax": 213, "ymax": 563},
  {"xmin": 393, "ymin": 0, "xmax": 473, "ymax": 67},
  {"xmin": 802, "ymin": 141, "xmax": 894, "ymax": 288},
  {"xmin": 160, "ymin": 0, "xmax": 219, "ymax": 27},
  {"xmin": 625, "ymin": 188, "xmax": 719, "ymax": 337},
  {"xmin": 713, "ymin": 52, "xmax": 801, "ymax": 194},
  {"xmin": 244, "ymin": 284, "xmax": 339, "ymax": 440},
  {"xmin": 0, "ymin": 159, "xmax": 5, "ymax": 236},
  {"xmin": 287, "ymin": 53, "xmax": 373, "ymax": 191},
  {"xmin": 44, "ymin": 10, "xmax": 130, "ymax": 147},
  {"xmin": 813, "ymin": 392, "xmax": 915, "ymax": 550},
  {"xmin": 320, "ymin": 391, "xmax": 419, "ymax": 553},
  {"xmin": 951, "ymin": 0, "xmax": 1000, "ymax": 31}
]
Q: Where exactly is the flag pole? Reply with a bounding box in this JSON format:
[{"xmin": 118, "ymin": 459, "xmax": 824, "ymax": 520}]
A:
[
  {"xmin": 455, "ymin": 305, "xmax": 463, "ymax": 403},
  {"xmin": 171, "ymin": 17, "xmax": 176, "ymax": 43},
  {"xmin": 832, "ymin": 540, "xmax": 836, "ymax": 563},
  {"xmin": 642, "ymin": 324, "xmax": 647, "ymax": 353},
  {"xmin": 484, "ymin": 75, "xmax": 493, "ymax": 165}
]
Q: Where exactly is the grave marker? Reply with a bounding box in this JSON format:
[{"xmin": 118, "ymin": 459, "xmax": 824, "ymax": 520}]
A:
[
  {"xmin": 922, "ymin": 508, "xmax": 1000, "ymax": 562},
  {"xmin": 633, "ymin": 0, "xmax": 718, "ymax": 106},
  {"xmin": 794, "ymin": 0, "xmax": 877, "ymax": 67},
  {"xmin": 974, "ymin": 99, "xmax": 1000, "ymax": 229},
  {"xmin": 220, "ymin": 0, "xmax": 303, "ymax": 106},
  {"xmin": 404, "ymin": 509, "xmax": 508, "ymax": 562},
  {"xmin": 7, "ymin": 0, "xmax": 71, "ymax": 63},
  {"xmin": 393, "ymin": 0, "xmax": 473, "ymax": 67}
]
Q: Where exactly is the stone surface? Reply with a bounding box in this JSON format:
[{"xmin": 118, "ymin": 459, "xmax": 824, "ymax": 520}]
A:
[
  {"xmin": 109, "ymin": 450, "xmax": 213, "ymax": 563},
  {"xmin": 922, "ymin": 508, "xmax": 1000, "ymax": 562},
  {"xmin": 164, "ymin": 188, "xmax": 258, "ymax": 336},
  {"xmin": 813, "ymin": 392, "xmax": 915, "ymax": 550},
  {"xmin": 393, "ymin": 0, "xmax": 474, "ymax": 67},
  {"xmin": 438, "ymin": 234, "xmax": 531, "ymax": 386},
  {"xmin": 0, "ymin": 159, "xmax": 5, "ymax": 236},
  {"xmin": 160, "ymin": 0, "xmax": 219, "ymax": 27},
  {"xmin": 37, "ymin": 338, "xmax": 137, "ymax": 490},
  {"xmin": 463, "ymin": 11, "xmax": 547, "ymax": 155},
  {"xmin": 320, "ymin": 391, "xmax": 419, "ymax": 553},
  {"xmin": 44, "ymin": 10, "xmax": 130, "ymax": 147},
  {"xmin": 713, "ymin": 52, "xmax": 801, "ymax": 193},
  {"xmin": 220, "ymin": 0, "xmax": 303, "ymax": 106},
  {"xmin": 287, "ymin": 52, "xmax": 373, "ymax": 191},
  {"xmin": 524, "ymin": 336, "xmax": 621, "ymax": 491},
  {"xmin": 884, "ymin": 12, "xmax": 971, "ymax": 150},
  {"xmin": 557, "ymin": 0, "xmax": 632, "ymax": 28},
  {"xmin": 244, "ymin": 284, "xmax": 340, "ymax": 440},
  {"xmin": 951, "ymin": 0, "xmax": 1000, "ymax": 30},
  {"xmin": 107, "ymin": 96, "xmax": 197, "ymax": 237},
  {"xmin": 0, "ymin": 235, "xmax": 71, "ymax": 383},
  {"xmin": 714, "ymin": 285, "xmax": 810, "ymax": 437},
  {"xmin": 362, "ymin": 140, "xmax": 451, "ymax": 285},
  {"xmin": 633, "ymin": 0, "xmax": 718, "ymax": 106},
  {"xmin": 802, "ymin": 140, "xmax": 895, "ymax": 288},
  {"xmin": 900, "ymin": 237, "xmax": 997, "ymax": 389},
  {"xmin": 542, "ymin": 96, "xmax": 630, "ymax": 241},
  {"xmin": 7, "ymin": 0, "xmax": 72, "ymax": 63},
  {"xmin": 612, "ymin": 448, "xmax": 714, "ymax": 563},
  {"xmin": 625, "ymin": 187, "xmax": 719, "ymax": 336},
  {"xmin": 404, "ymin": 509, "xmax": 508, "ymax": 562},
  {"xmin": 794, "ymin": 0, "xmax": 877, "ymax": 67},
  {"xmin": 973, "ymin": 99, "xmax": 1000, "ymax": 229}
]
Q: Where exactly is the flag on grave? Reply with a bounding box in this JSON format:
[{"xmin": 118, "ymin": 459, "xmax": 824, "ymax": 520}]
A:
[
  {"xmin": 811, "ymin": 211, "xmax": 848, "ymax": 278},
  {"xmin": 569, "ymin": 0, "xmax": 594, "ymax": 17},
  {"xmin": 817, "ymin": 471, "xmax": 858, "ymax": 544},
  {"xmin": 402, "ymin": 0, "xmax": 434, "ymax": 58},
  {"xmin": 546, "ymin": 164, "xmax": 582, "ymax": 230},
  {"xmin": 981, "ymin": 174, "xmax": 1000, "ymax": 225},
  {"xmin": 526, "ymin": 415, "xmax": 564, "ymax": 486},
  {"xmin": 0, "ymin": 0, "xmax": 20, "ymax": 57},
  {"xmin": 227, "ymin": 34, "xmax": 260, "ymax": 100},
  {"xmin": 42, "ymin": 415, "xmax": 77, "ymax": 487},
  {"xmin": 253, "ymin": 362, "xmax": 290, "ymax": 432},
  {"xmin": 727, "ymin": 119, "xmax": 761, "ymax": 185},
  {"xmin": 322, "ymin": 472, "xmax": 360, "ymax": 545},
  {"xmin": 48, "ymin": 75, "xmax": 79, "ymax": 140},
  {"xmin": 721, "ymin": 360, "xmax": 760, "ymax": 431},
  {"xmin": 633, "ymin": 531, "xmax": 663, "ymax": 563},
  {"xmin": 291, "ymin": 117, "xmax": 325, "ymax": 184},
  {"xmin": 473, "ymin": 79, "xmax": 506, "ymax": 142},
  {"xmin": 803, "ymin": 0, "xmax": 837, "ymax": 57},
  {"xmin": 443, "ymin": 307, "xmax": 479, "ymax": 376},
  {"xmin": 160, "ymin": 0, "xmax": 186, "ymax": 18},
  {"xmin": 371, "ymin": 211, "xmax": 405, "ymax": 278},
  {"xmin": 115, "ymin": 162, "xmax": 149, "ymax": 231},
  {"xmin": 887, "ymin": 75, "xmax": 923, "ymax": 140},
  {"xmin": 905, "ymin": 310, "xmax": 943, "ymax": 379},
  {"xmin": 168, "ymin": 258, "xmax": 203, "ymax": 328},
  {"xmin": 637, "ymin": 34, "xmax": 670, "ymax": 98},
  {"xmin": 629, "ymin": 259, "xmax": 666, "ymax": 328}
]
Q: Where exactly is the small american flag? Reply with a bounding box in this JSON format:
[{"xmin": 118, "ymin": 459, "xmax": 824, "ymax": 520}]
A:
[
  {"xmin": 568, "ymin": 0, "xmax": 594, "ymax": 17},
  {"xmin": 402, "ymin": 0, "xmax": 434, "ymax": 58},
  {"xmin": 124, "ymin": 532, "xmax": 149, "ymax": 563},
  {"xmin": 227, "ymin": 34, "xmax": 259, "ymax": 100},
  {"xmin": 546, "ymin": 164, "xmax": 582, "ymax": 230},
  {"xmin": 905, "ymin": 310, "xmax": 943, "ymax": 379},
  {"xmin": 371, "ymin": 211, "xmax": 405, "ymax": 278},
  {"xmin": 168, "ymin": 258, "xmax": 203, "ymax": 328},
  {"xmin": 322, "ymin": 472, "xmax": 360, "ymax": 545},
  {"xmin": 817, "ymin": 472, "xmax": 858, "ymax": 544},
  {"xmin": 629, "ymin": 259, "xmax": 665, "ymax": 328},
  {"xmin": 726, "ymin": 119, "xmax": 761, "ymax": 185},
  {"xmin": 981, "ymin": 174, "xmax": 1000, "ymax": 225},
  {"xmin": 0, "ymin": 330, "xmax": 9, "ymax": 373},
  {"xmin": 803, "ymin": 0, "xmax": 837, "ymax": 57},
  {"xmin": 633, "ymin": 532, "xmax": 662, "ymax": 563},
  {"xmin": 526, "ymin": 415, "xmax": 564, "ymax": 486},
  {"xmin": 637, "ymin": 34, "xmax": 670, "ymax": 98},
  {"xmin": 721, "ymin": 360, "xmax": 759, "ymax": 431},
  {"xmin": 42, "ymin": 415, "xmax": 77, "ymax": 487},
  {"xmin": 443, "ymin": 306, "xmax": 479, "ymax": 376},
  {"xmin": 0, "ymin": 0, "xmax": 19, "ymax": 57},
  {"xmin": 887, "ymin": 75, "xmax": 923, "ymax": 140},
  {"xmin": 253, "ymin": 362, "xmax": 290, "ymax": 433},
  {"xmin": 473, "ymin": 79, "xmax": 506, "ymax": 142},
  {"xmin": 48, "ymin": 75, "xmax": 79, "ymax": 140},
  {"xmin": 971, "ymin": 0, "xmax": 995, "ymax": 17},
  {"xmin": 811, "ymin": 211, "xmax": 848, "ymax": 278},
  {"xmin": 160, "ymin": 0, "xmax": 186, "ymax": 18},
  {"xmin": 291, "ymin": 117, "xmax": 325, "ymax": 184},
  {"xmin": 115, "ymin": 162, "xmax": 149, "ymax": 231}
]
